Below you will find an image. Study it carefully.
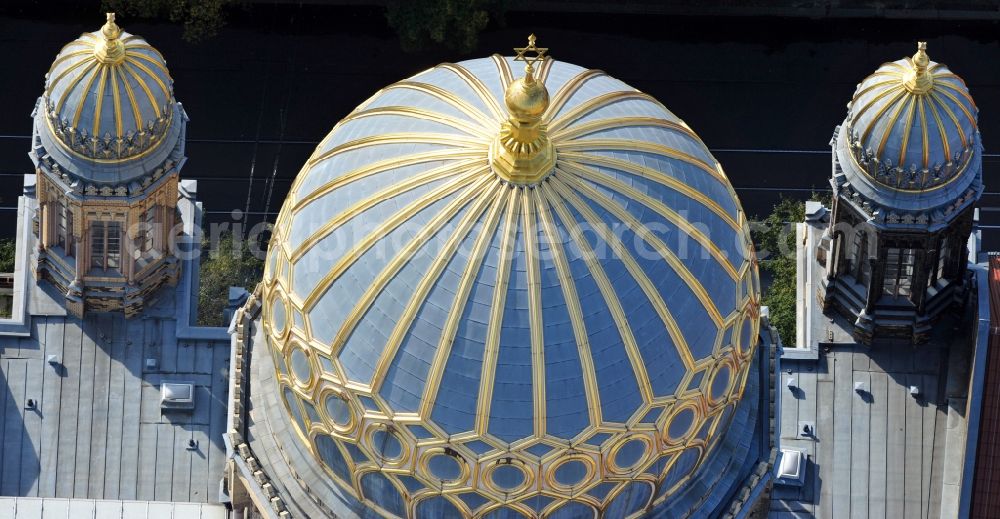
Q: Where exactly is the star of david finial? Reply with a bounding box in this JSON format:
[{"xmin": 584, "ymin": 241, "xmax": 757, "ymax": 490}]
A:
[{"xmin": 513, "ymin": 33, "xmax": 548, "ymax": 79}]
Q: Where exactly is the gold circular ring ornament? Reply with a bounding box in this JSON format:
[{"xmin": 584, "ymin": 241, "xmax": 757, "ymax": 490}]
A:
[
  {"xmin": 366, "ymin": 425, "xmax": 408, "ymax": 465},
  {"xmin": 663, "ymin": 403, "xmax": 702, "ymax": 446},
  {"xmin": 547, "ymin": 455, "xmax": 596, "ymax": 490},
  {"xmin": 484, "ymin": 459, "xmax": 533, "ymax": 494},
  {"xmin": 287, "ymin": 344, "xmax": 314, "ymax": 387},
  {"xmin": 420, "ymin": 448, "xmax": 470, "ymax": 487},
  {"xmin": 267, "ymin": 289, "xmax": 290, "ymax": 341},
  {"xmin": 706, "ymin": 358, "xmax": 736, "ymax": 405},
  {"xmin": 320, "ymin": 390, "xmax": 357, "ymax": 433},
  {"xmin": 606, "ymin": 435, "xmax": 654, "ymax": 474}
]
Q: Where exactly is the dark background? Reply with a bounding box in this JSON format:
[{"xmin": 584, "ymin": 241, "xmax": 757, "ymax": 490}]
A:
[{"xmin": 1, "ymin": 2, "xmax": 998, "ymax": 247}]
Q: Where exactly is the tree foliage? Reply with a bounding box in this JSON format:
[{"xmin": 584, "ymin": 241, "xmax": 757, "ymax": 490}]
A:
[
  {"xmin": 101, "ymin": 0, "xmax": 237, "ymax": 43},
  {"xmin": 0, "ymin": 239, "xmax": 15, "ymax": 273},
  {"xmin": 197, "ymin": 232, "xmax": 264, "ymax": 326},
  {"xmin": 386, "ymin": 0, "xmax": 505, "ymax": 54},
  {"xmin": 751, "ymin": 194, "xmax": 830, "ymax": 346}
]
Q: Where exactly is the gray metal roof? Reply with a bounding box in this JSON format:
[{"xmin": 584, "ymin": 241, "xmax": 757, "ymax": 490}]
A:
[
  {"xmin": 0, "ymin": 497, "xmax": 227, "ymax": 519},
  {"xmin": 769, "ymin": 221, "xmax": 972, "ymax": 517},
  {"xmin": 0, "ymin": 280, "xmax": 229, "ymax": 505}
]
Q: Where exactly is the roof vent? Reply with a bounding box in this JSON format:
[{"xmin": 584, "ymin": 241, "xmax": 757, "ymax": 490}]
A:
[
  {"xmin": 776, "ymin": 449, "xmax": 807, "ymax": 486},
  {"xmin": 161, "ymin": 382, "xmax": 195, "ymax": 411}
]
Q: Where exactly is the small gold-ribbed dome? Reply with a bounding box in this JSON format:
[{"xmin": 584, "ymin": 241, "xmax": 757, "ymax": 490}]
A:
[
  {"xmin": 42, "ymin": 13, "xmax": 175, "ymax": 164},
  {"xmin": 845, "ymin": 42, "xmax": 978, "ymax": 191}
]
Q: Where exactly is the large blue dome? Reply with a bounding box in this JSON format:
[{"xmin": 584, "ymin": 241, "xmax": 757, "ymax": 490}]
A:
[{"xmin": 258, "ymin": 52, "xmax": 760, "ymax": 517}]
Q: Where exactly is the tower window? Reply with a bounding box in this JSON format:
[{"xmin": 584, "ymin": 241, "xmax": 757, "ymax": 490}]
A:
[
  {"xmin": 139, "ymin": 206, "xmax": 157, "ymax": 253},
  {"xmin": 56, "ymin": 200, "xmax": 73, "ymax": 256},
  {"xmin": 883, "ymin": 247, "xmax": 915, "ymax": 299},
  {"xmin": 848, "ymin": 230, "xmax": 861, "ymax": 274},
  {"xmin": 850, "ymin": 230, "xmax": 871, "ymax": 285},
  {"xmin": 935, "ymin": 237, "xmax": 949, "ymax": 284},
  {"xmin": 91, "ymin": 221, "xmax": 122, "ymax": 271}
]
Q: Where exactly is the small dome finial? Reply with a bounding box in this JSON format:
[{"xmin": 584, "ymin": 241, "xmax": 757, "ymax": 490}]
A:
[
  {"xmin": 904, "ymin": 41, "xmax": 933, "ymax": 94},
  {"xmin": 102, "ymin": 13, "xmax": 120, "ymax": 38},
  {"xmin": 94, "ymin": 12, "xmax": 125, "ymax": 65},
  {"xmin": 914, "ymin": 41, "xmax": 929, "ymax": 67},
  {"xmin": 491, "ymin": 34, "xmax": 556, "ymax": 184}
]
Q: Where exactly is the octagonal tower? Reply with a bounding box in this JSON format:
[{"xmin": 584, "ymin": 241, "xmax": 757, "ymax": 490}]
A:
[
  {"xmin": 820, "ymin": 42, "xmax": 983, "ymax": 343},
  {"xmin": 29, "ymin": 13, "xmax": 185, "ymax": 317}
]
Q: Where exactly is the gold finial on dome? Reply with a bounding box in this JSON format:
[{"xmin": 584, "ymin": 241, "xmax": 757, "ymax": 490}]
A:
[
  {"xmin": 490, "ymin": 34, "xmax": 556, "ymax": 184},
  {"xmin": 94, "ymin": 13, "xmax": 125, "ymax": 65},
  {"xmin": 903, "ymin": 41, "xmax": 934, "ymax": 95}
]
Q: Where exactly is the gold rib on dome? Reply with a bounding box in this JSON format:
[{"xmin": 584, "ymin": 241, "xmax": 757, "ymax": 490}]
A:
[{"xmin": 489, "ymin": 34, "xmax": 557, "ymax": 184}]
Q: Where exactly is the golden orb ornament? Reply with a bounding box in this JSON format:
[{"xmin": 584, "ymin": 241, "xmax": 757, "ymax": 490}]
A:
[{"xmin": 504, "ymin": 74, "xmax": 549, "ymax": 119}]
